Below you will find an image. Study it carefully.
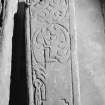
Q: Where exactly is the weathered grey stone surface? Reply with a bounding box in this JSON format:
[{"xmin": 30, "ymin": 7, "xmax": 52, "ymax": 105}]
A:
[
  {"xmin": 0, "ymin": 0, "xmax": 105, "ymax": 105},
  {"xmin": 26, "ymin": 0, "xmax": 80, "ymax": 105},
  {"xmin": 0, "ymin": 0, "xmax": 18, "ymax": 105},
  {"xmin": 75, "ymin": 0, "xmax": 105, "ymax": 105}
]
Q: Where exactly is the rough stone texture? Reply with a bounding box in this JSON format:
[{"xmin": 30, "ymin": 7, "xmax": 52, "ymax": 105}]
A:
[
  {"xmin": 31, "ymin": 0, "xmax": 72, "ymax": 105},
  {"xmin": 0, "ymin": 0, "xmax": 18, "ymax": 105},
  {"xmin": 1, "ymin": 0, "xmax": 105, "ymax": 105},
  {"xmin": 75, "ymin": 0, "xmax": 105, "ymax": 105},
  {"xmin": 26, "ymin": 0, "xmax": 80, "ymax": 105}
]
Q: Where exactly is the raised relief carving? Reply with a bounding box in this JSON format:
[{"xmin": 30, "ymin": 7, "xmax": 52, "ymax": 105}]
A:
[
  {"xmin": 32, "ymin": 23, "xmax": 70, "ymax": 64},
  {"xmin": 32, "ymin": 66, "xmax": 46, "ymax": 105},
  {"xmin": 30, "ymin": 0, "xmax": 71, "ymax": 105},
  {"xmin": 31, "ymin": 28, "xmax": 47, "ymax": 105},
  {"xmin": 30, "ymin": 0, "xmax": 68, "ymax": 24},
  {"xmin": 56, "ymin": 99, "xmax": 70, "ymax": 105},
  {"xmin": 31, "ymin": 23, "xmax": 70, "ymax": 105},
  {"xmin": 38, "ymin": 0, "xmax": 68, "ymax": 23}
]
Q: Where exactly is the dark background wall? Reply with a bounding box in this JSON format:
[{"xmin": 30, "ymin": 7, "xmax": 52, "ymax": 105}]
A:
[{"xmin": 9, "ymin": 2, "xmax": 28, "ymax": 105}]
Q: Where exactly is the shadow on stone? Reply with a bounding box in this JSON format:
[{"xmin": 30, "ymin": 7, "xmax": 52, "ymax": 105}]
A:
[{"xmin": 9, "ymin": 2, "xmax": 29, "ymax": 105}]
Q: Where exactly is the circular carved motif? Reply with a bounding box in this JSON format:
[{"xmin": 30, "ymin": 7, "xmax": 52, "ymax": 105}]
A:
[{"xmin": 31, "ymin": 23, "xmax": 70, "ymax": 64}]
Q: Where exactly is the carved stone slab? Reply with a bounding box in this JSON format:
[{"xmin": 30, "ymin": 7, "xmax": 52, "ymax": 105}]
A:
[{"xmin": 28, "ymin": 0, "xmax": 74, "ymax": 105}]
